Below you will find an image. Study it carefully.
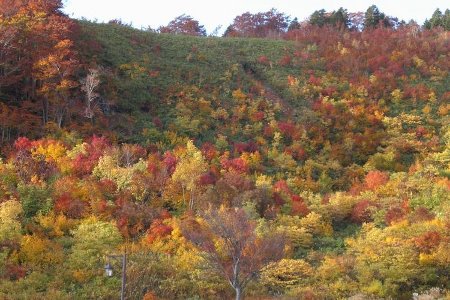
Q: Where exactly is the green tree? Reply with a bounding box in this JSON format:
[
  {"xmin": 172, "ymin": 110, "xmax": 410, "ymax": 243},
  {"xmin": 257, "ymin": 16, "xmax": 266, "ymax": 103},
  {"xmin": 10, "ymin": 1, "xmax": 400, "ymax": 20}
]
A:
[
  {"xmin": 309, "ymin": 9, "xmax": 326, "ymax": 27},
  {"xmin": 309, "ymin": 8, "xmax": 349, "ymax": 29},
  {"xmin": 424, "ymin": 8, "xmax": 450, "ymax": 30},
  {"xmin": 69, "ymin": 217, "xmax": 122, "ymax": 274},
  {"xmin": 17, "ymin": 183, "xmax": 52, "ymax": 220},
  {"xmin": 288, "ymin": 17, "xmax": 301, "ymax": 31},
  {"xmin": 364, "ymin": 5, "xmax": 387, "ymax": 29},
  {"xmin": 330, "ymin": 7, "xmax": 350, "ymax": 28}
]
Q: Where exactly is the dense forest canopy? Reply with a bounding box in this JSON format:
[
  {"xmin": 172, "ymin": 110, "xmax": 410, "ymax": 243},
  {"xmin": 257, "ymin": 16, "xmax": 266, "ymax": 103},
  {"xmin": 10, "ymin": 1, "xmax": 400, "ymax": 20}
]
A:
[{"xmin": 0, "ymin": 1, "xmax": 449, "ymax": 299}]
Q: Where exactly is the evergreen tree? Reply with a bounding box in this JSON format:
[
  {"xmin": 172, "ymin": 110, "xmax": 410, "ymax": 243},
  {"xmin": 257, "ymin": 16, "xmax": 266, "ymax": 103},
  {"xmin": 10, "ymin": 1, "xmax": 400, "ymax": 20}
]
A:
[
  {"xmin": 330, "ymin": 7, "xmax": 350, "ymax": 28},
  {"xmin": 288, "ymin": 17, "xmax": 301, "ymax": 31},
  {"xmin": 424, "ymin": 8, "xmax": 450, "ymax": 30},
  {"xmin": 364, "ymin": 5, "xmax": 386, "ymax": 29},
  {"xmin": 309, "ymin": 9, "xmax": 326, "ymax": 27}
]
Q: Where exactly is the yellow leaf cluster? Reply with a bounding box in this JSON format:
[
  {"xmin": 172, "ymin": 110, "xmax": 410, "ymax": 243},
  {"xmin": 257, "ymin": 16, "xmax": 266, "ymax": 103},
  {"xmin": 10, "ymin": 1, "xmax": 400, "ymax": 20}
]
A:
[
  {"xmin": 260, "ymin": 259, "xmax": 313, "ymax": 290},
  {"xmin": 0, "ymin": 200, "xmax": 23, "ymax": 242},
  {"xmin": 299, "ymin": 212, "xmax": 333, "ymax": 236},
  {"xmin": 232, "ymin": 89, "xmax": 247, "ymax": 101},
  {"xmin": 19, "ymin": 235, "xmax": 64, "ymax": 269},
  {"xmin": 413, "ymin": 55, "xmax": 425, "ymax": 68},
  {"xmin": 93, "ymin": 153, "xmax": 146, "ymax": 190},
  {"xmin": 391, "ymin": 89, "xmax": 403, "ymax": 103},
  {"xmin": 172, "ymin": 140, "xmax": 207, "ymax": 193},
  {"xmin": 241, "ymin": 151, "xmax": 262, "ymax": 170},
  {"xmin": 32, "ymin": 140, "xmax": 72, "ymax": 173},
  {"xmin": 255, "ymin": 174, "xmax": 272, "ymax": 189},
  {"xmin": 438, "ymin": 104, "xmax": 449, "ymax": 116},
  {"xmin": 37, "ymin": 213, "xmax": 77, "ymax": 238}
]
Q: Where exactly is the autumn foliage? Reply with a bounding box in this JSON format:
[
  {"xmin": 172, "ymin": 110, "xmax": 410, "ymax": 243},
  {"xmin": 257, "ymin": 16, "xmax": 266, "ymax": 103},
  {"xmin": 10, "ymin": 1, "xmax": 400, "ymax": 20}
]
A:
[{"xmin": 0, "ymin": 2, "xmax": 449, "ymax": 299}]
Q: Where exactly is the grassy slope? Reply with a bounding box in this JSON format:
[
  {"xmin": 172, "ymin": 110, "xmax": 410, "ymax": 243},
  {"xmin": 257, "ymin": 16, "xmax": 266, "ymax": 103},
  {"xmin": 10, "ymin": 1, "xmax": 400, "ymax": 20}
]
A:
[
  {"xmin": 79, "ymin": 22, "xmax": 448, "ymax": 178},
  {"xmin": 79, "ymin": 22, "xmax": 305, "ymax": 140}
]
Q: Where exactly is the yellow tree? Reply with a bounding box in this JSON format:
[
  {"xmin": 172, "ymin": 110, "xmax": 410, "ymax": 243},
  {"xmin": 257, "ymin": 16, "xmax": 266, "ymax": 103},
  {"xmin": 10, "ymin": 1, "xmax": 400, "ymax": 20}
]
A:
[
  {"xmin": 171, "ymin": 140, "xmax": 207, "ymax": 209},
  {"xmin": 345, "ymin": 220, "xmax": 448, "ymax": 298},
  {"xmin": 0, "ymin": 200, "xmax": 22, "ymax": 242},
  {"xmin": 429, "ymin": 124, "xmax": 450, "ymax": 176},
  {"xmin": 260, "ymin": 258, "xmax": 313, "ymax": 295},
  {"xmin": 34, "ymin": 39, "xmax": 79, "ymax": 127},
  {"xmin": 19, "ymin": 235, "xmax": 64, "ymax": 271}
]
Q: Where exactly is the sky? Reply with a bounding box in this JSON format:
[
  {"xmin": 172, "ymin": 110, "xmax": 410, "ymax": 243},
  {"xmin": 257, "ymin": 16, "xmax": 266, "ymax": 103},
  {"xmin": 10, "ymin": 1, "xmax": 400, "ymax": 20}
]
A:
[{"xmin": 62, "ymin": 0, "xmax": 449, "ymax": 34}]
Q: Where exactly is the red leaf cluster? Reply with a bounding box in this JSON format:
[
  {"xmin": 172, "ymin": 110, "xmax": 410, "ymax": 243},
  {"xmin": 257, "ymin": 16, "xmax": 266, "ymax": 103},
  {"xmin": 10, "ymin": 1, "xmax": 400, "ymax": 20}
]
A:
[
  {"xmin": 414, "ymin": 231, "xmax": 441, "ymax": 253},
  {"xmin": 146, "ymin": 219, "xmax": 173, "ymax": 244},
  {"xmin": 364, "ymin": 170, "xmax": 389, "ymax": 190}
]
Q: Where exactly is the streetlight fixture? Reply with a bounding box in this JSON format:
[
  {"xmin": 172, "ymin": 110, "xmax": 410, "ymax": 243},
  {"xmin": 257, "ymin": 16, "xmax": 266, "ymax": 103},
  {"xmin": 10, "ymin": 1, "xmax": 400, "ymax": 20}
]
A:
[
  {"xmin": 104, "ymin": 262, "xmax": 113, "ymax": 277},
  {"xmin": 104, "ymin": 251, "xmax": 127, "ymax": 300}
]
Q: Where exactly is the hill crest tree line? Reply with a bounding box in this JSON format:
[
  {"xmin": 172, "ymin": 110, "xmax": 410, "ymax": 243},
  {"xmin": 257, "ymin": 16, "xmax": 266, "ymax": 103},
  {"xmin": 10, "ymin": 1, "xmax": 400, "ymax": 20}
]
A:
[{"xmin": 155, "ymin": 5, "xmax": 449, "ymax": 37}]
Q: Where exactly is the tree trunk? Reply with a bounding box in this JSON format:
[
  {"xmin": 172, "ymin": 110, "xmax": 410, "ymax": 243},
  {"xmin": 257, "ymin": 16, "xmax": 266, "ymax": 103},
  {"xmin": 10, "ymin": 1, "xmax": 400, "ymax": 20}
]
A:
[
  {"xmin": 189, "ymin": 191, "xmax": 194, "ymax": 210},
  {"xmin": 42, "ymin": 98, "xmax": 49, "ymax": 125},
  {"xmin": 182, "ymin": 186, "xmax": 186, "ymax": 206},
  {"xmin": 56, "ymin": 110, "xmax": 64, "ymax": 128},
  {"xmin": 56, "ymin": 104, "xmax": 67, "ymax": 128},
  {"xmin": 235, "ymin": 286, "xmax": 241, "ymax": 300}
]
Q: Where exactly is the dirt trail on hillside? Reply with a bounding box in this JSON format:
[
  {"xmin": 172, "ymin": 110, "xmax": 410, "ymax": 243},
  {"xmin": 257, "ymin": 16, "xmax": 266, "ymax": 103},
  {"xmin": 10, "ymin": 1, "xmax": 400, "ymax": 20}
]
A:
[{"xmin": 245, "ymin": 69, "xmax": 293, "ymax": 119}]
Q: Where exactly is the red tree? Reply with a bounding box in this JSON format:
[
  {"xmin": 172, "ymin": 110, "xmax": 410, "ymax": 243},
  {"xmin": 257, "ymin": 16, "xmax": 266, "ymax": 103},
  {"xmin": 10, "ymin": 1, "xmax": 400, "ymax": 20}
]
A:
[{"xmin": 159, "ymin": 15, "xmax": 206, "ymax": 36}]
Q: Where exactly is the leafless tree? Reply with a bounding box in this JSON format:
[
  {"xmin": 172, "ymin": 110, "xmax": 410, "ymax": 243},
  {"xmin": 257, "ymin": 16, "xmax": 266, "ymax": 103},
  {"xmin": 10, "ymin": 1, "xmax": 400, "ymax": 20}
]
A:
[
  {"xmin": 0, "ymin": 25, "xmax": 18, "ymax": 91},
  {"xmin": 81, "ymin": 68, "xmax": 100, "ymax": 119},
  {"xmin": 182, "ymin": 207, "xmax": 285, "ymax": 300}
]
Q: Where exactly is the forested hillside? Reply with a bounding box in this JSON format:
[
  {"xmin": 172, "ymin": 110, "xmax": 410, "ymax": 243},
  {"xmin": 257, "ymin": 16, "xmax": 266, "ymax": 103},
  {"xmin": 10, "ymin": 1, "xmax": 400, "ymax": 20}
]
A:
[{"xmin": 0, "ymin": 1, "xmax": 449, "ymax": 299}]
